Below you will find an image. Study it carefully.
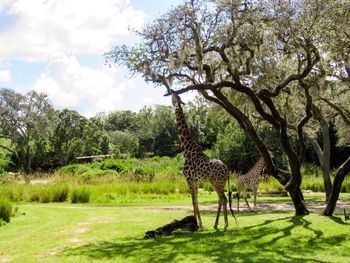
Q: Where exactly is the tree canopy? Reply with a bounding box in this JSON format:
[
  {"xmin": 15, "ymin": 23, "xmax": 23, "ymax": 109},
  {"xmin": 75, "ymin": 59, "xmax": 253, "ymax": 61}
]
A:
[{"xmin": 106, "ymin": 0, "xmax": 350, "ymax": 215}]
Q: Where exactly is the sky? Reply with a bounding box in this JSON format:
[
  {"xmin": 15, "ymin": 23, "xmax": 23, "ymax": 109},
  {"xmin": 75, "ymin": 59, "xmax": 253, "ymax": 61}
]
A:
[{"xmin": 0, "ymin": 0, "xmax": 194, "ymax": 117}]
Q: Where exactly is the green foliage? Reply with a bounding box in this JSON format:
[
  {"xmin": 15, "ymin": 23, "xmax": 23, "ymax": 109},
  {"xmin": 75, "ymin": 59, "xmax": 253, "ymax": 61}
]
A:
[
  {"xmin": 71, "ymin": 187, "xmax": 91, "ymax": 203},
  {"xmin": 109, "ymin": 130, "xmax": 139, "ymax": 157},
  {"xmin": 104, "ymin": 110, "xmax": 139, "ymax": 132},
  {"xmin": 99, "ymin": 159, "xmax": 125, "ymax": 172},
  {"xmin": 0, "ymin": 197, "xmax": 12, "ymax": 223},
  {"xmin": 0, "ymin": 156, "xmax": 12, "ymax": 173},
  {"xmin": 213, "ymin": 123, "xmax": 259, "ymax": 172},
  {"xmin": 79, "ymin": 169, "xmax": 118, "ymax": 184},
  {"xmin": 50, "ymin": 109, "xmax": 110, "ymax": 167},
  {"xmin": 0, "ymin": 88, "xmax": 55, "ymax": 173},
  {"xmin": 51, "ymin": 184, "xmax": 69, "ymax": 202},
  {"xmin": 0, "ymin": 172, "xmax": 14, "ymax": 184},
  {"xmin": 28, "ymin": 185, "xmax": 52, "ymax": 203},
  {"xmin": 58, "ymin": 164, "xmax": 91, "ymax": 175}
]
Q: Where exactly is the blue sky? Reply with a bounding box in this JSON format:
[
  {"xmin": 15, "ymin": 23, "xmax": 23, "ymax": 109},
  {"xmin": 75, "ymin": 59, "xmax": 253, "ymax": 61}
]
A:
[{"xmin": 0, "ymin": 0, "xmax": 191, "ymax": 116}]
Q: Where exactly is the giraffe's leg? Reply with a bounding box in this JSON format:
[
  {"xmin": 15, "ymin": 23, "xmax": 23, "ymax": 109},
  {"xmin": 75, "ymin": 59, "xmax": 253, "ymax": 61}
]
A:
[
  {"xmin": 243, "ymin": 189, "xmax": 252, "ymax": 212},
  {"xmin": 214, "ymin": 185, "xmax": 228, "ymax": 230},
  {"xmin": 222, "ymin": 192, "xmax": 228, "ymax": 230},
  {"xmin": 189, "ymin": 182, "xmax": 202, "ymax": 229},
  {"xmin": 214, "ymin": 199, "xmax": 222, "ymax": 230},
  {"xmin": 236, "ymin": 191, "xmax": 240, "ymax": 212},
  {"xmin": 253, "ymin": 188, "xmax": 257, "ymax": 212}
]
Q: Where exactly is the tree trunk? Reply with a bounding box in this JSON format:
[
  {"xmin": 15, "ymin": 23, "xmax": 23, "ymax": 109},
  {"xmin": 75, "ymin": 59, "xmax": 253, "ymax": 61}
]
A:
[
  {"xmin": 201, "ymin": 90, "xmax": 309, "ymax": 215},
  {"xmin": 270, "ymin": 167, "xmax": 309, "ymax": 215},
  {"xmin": 311, "ymin": 104, "xmax": 332, "ymax": 201},
  {"xmin": 25, "ymin": 138, "xmax": 31, "ymax": 174},
  {"xmin": 288, "ymin": 186, "xmax": 309, "ymax": 215},
  {"xmin": 306, "ymin": 135, "xmax": 332, "ymax": 201},
  {"xmin": 323, "ymin": 156, "xmax": 350, "ymax": 216}
]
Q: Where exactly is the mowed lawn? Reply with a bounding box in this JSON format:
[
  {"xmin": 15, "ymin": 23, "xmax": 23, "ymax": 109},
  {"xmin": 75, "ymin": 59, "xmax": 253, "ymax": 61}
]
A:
[{"xmin": 0, "ymin": 204, "xmax": 349, "ymax": 263}]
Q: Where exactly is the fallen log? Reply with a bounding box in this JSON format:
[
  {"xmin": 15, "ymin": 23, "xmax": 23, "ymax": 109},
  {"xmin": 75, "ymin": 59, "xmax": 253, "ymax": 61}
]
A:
[{"xmin": 144, "ymin": 215, "xmax": 198, "ymax": 239}]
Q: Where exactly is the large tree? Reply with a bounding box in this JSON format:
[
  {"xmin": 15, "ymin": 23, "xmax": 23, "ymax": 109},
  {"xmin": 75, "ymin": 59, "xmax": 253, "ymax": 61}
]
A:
[
  {"xmin": 300, "ymin": 0, "xmax": 350, "ymax": 214},
  {"xmin": 0, "ymin": 88, "xmax": 55, "ymax": 173},
  {"xmin": 51, "ymin": 109, "xmax": 110, "ymax": 166},
  {"xmin": 107, "ymin": 0, "xmax": 350, "ymax": 215}
]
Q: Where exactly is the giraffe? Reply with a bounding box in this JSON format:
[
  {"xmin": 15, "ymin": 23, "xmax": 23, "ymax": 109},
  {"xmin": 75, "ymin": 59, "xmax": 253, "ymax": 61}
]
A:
[
  {"xmin": 170, "ymin": 90, "xmax": 233, "ymax": 230},
  {"xmin": 236, "ymin": 156, "xmax": 265, "ymax": 212}
]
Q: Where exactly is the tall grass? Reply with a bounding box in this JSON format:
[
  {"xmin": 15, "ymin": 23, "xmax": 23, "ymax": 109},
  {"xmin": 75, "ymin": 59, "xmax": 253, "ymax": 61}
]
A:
[
  {"xmin": 1, "ymin": 157, "xmax": 350, "ymax": 205},
  {"xmin": 0, "ymin": 197, "xmax": 12, "ymax": 223},
  {"xmin": 71, "ymin": 187, "xmax": 91, "ymax": 203}
]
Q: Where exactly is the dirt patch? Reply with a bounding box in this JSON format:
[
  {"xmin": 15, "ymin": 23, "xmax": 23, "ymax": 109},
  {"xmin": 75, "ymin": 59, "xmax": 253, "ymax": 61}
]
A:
[
  {"xmin": 71, "ymin": 227, "xmax": 88, "ymax": 234},
  {"xmin": 23, "ymin": 201, "xmax": 350, "ymax": 213},
  {"xmin": 30, "ymin": 179, "xmax": 52, "ymax": 185},
  {"xmin": 0, "ymin": 256, "xmax": 12, "ymax": 263},
  {"xmin": 67, "ymin": 238, "xmax": 82, "ymax": 243},
  {"xmin": 140, "ymin": 201, "xmax": 350, "ymax": 213}
]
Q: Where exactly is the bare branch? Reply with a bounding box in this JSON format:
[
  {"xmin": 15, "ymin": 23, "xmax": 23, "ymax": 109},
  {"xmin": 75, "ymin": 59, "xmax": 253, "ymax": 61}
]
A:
[{"xmin": 271, "ymin": 44, "xmax": 320, "ymax": 96}]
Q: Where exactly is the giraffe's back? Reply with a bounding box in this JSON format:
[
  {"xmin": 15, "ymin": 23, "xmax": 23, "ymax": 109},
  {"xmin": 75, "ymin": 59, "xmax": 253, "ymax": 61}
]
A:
[
  {"xmin": 237, "ymin": 171, "xmax": 260, "ymax": 191},
  {"xmin": 184, "ymin": 153, "xmax": 229, "ymax": 184}
]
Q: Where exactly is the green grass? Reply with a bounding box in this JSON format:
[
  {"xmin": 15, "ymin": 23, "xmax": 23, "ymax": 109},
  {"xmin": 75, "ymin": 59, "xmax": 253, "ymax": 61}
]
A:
[
  {"xmin": 0, "ymin": 204, "xmax": 349, "ymax": 262},
  {"xmin": 71, "ymin": 187, "xmax": 91, "ymax": 203},
  {"xmin": 0, "ymin": 198, "xmax": 12, "ymax": 223}
]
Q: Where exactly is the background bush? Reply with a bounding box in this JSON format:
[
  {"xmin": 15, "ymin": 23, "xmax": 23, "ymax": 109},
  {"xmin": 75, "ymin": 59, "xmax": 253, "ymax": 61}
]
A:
[{"xmin": 0, "ymin": 198, "xmax": 12, "ymax": 223}]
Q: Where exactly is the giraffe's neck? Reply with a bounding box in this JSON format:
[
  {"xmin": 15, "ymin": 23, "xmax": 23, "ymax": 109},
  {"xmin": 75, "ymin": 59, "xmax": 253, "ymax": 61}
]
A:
[
  {"xmin": 174, "ymin": 104, "xmax": 202, "ymax": 158},
  {"xmin": 250, "ymin": 157, "xmax": 265, "ymax": 176}
]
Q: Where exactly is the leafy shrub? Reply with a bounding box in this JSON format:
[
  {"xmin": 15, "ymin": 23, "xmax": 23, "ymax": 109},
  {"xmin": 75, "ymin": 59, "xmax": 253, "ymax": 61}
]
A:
[
  {"xmin": 132, "ymin": 166, "xmax": 156, "ymax": 182},
  {"xmin": 213, "ymin": 124, "xmax": 259, "ymax": 172},
  {"xmin": 0, "ymin": 172, "xmax": 13, "ymax": 184},
  {"xmin": 79, "ymin": 169, "xmax": 118, "ymax": 183},
  {"xmin": 99, "ymin": 159, "xmax": 125, "ymax": 173},
  {"xmin": 0, "ymin": 156, "xmax": 12, "ymax": 173},
  {"xmin": 71, "ymin": 187, "xmax": 91, "ymax": 203},
  {"xmin": 59, "ymin": 164, "xmax": 91, "ymax": 175},
  {"xmin": 0, "ymin": 198, "xmax": 12, "ymax": 223}
]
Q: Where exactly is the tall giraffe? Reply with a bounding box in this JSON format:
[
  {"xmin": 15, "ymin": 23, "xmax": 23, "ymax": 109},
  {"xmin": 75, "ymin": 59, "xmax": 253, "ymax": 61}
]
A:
[
  {"xmin": 171, "ymin": 90, "xmax": 232, "ymax": 230},
  {"xmin": 236, "ymin": 156, "xmax": 265, "ymax": 212}
]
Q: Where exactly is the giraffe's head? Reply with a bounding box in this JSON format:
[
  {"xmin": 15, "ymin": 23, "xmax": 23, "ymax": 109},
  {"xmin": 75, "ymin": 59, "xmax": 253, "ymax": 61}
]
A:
[{"xmin": 170, "ymin": 89, "xmax": 185, "ymax": 107}]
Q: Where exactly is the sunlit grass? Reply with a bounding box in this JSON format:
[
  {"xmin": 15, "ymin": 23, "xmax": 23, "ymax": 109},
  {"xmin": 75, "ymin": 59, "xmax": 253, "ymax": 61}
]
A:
[{"xmin": 0, "ymin": 204, "xmax": 349, "ymax": 262}]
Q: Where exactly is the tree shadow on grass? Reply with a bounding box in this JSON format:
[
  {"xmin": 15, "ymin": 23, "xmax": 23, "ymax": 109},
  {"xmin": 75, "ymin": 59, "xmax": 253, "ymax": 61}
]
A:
[
  {"xmin": 328, "ymin": 215, "xmax": 348, "ymax": 225},
  {"xmin": 60, "ymin": 212, "xmax": 348, "ymax": 263}
]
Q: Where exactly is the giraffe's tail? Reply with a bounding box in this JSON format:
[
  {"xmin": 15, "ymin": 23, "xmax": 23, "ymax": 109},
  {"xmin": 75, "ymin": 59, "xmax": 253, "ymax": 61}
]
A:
[{"xmin": 228, "ymin": 174, "xmax": 238, "ymax": 224}]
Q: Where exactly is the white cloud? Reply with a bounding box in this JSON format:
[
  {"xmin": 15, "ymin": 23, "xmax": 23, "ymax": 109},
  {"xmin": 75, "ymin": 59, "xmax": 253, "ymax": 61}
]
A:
[
  {"xmin": 0, "ymin": 69, "xmax": 11, "ymax": 83},
  {"xmin": 32, "ymin": 52, "xmax": 131, "ymax": 117},
  {"xmin": 0, "ymin": 0, "xmax": 145, "ymax": 62},
  {"xmin": 0, "ymin": 0, "xmax": 14, "ymax": 12}
]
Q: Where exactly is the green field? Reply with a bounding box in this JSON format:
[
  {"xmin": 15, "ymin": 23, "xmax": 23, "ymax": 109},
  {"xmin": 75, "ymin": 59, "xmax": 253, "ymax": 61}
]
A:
[
  {"xmin": 0, "ymin": 202, "xmax": 349, "ymax": 263},
  {"xmin": 1, "ymin": 160, "xmax": 350, "ymax": 262}
]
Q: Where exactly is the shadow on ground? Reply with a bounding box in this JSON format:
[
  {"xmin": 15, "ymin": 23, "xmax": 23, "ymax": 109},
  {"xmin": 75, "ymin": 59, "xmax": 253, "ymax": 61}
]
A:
[{"xmin": 60, "ymin": 212, "xmax": 348, "ymax": 262}]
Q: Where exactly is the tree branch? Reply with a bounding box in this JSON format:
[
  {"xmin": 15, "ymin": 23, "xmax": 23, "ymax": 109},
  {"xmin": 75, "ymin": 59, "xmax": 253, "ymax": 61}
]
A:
[
  {"xmin": 320, "ymin": 97, "xmax": 350, "ymax": 125},
  {"xmin": 0, "ymin": 144, "xmax": 19, "ymax": 160},
  {"xmin": 270, "ymin": 44, "xmax": 320, "ymax": 96},
  {"xmin": 297, "ymin": 81, "xmax": 313, "ymax": 164}
]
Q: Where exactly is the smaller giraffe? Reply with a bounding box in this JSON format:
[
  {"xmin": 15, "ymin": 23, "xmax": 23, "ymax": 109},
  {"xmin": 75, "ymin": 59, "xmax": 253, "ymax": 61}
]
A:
[{"xmin": 236, "ymin": 156, "xmax": 265, "ymax": 212}]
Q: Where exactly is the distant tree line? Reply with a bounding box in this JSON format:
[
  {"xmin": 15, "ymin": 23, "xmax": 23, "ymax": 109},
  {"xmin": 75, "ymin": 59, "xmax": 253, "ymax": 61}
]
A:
[{"xmin": 0, "ymin": 87, "xmax": 348, "ymax": 175}]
